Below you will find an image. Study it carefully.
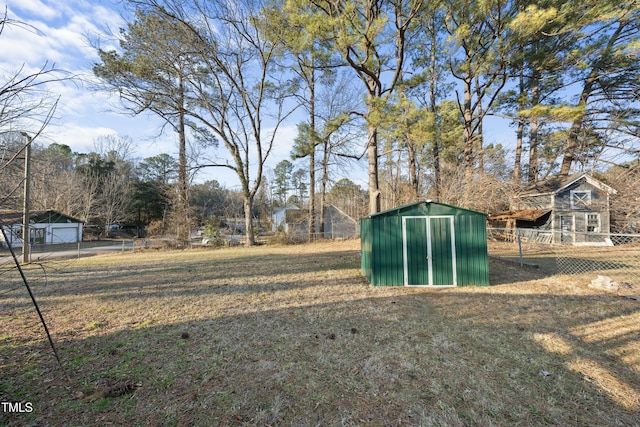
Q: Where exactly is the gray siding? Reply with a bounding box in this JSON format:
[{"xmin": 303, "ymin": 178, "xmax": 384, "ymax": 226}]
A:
[{"xmin": 514, "ymin": 176, "xmax": 613, "ymax": 244}]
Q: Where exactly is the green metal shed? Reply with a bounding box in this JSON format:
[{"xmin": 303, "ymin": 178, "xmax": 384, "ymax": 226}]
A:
[{"xmin": 361, "ymin": 200, "xmax": 489, "ymax": 287}]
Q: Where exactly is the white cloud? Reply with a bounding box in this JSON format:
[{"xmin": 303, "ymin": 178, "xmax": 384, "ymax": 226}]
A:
[
  {"xmin": 1, "ymin": 0, "xmax": 155, "ymax": 151},
  {"xmin": 45, "ymin": 122, "xmax": 118, "ymax": 152},
  {"xmin": 5, "ymin": 0, "xmax": 60, "ymax": 21},
  {"xmin": 3, "ymin": 2, "xmax": 124, "ymax": 72}
]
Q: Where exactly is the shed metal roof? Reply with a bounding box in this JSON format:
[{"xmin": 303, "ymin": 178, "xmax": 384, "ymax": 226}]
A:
[
  {"xmin": 0, "ymin": 210, "xmax": 83, "ymax": 225},
  {"xmin": 366, "ymin": 200, "xmax": 488, "ymax": 219}
]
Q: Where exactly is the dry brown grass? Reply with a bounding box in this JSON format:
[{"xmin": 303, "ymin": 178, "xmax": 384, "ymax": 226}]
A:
[{"xmin": 1, "ymin": 240, "xmax": 639, "ymax": 426}]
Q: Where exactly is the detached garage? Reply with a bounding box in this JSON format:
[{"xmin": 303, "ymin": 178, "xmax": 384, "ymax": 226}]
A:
[
  {"xmin": 0, "ymin": 210, "xmax": 83, "ymax": 248},
  {"xmin": 361, "ymin": 201, "xmax": 489, "ymax": 287}
]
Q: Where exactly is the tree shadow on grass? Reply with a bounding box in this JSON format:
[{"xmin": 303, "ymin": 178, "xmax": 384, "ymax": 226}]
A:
[
  {"xmin": 488, "ymin": 256, "xmax": 552, "ymax": 285},
  {"xmin": 2, "ymin": 277, "xmax": 639, "ymax": 426},
  {"xmin": 0, "ymin": 249, "xmax": 363, "ymax": 311}
]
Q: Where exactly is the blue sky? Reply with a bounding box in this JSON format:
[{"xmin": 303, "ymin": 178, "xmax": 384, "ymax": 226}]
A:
[
  {"xmin": 1, "ymin": 0, "xmax": 312, "ymax": 188},
  {"xmin": 2, "ymin": 0, "xmax": 151, "ymax": 151}
]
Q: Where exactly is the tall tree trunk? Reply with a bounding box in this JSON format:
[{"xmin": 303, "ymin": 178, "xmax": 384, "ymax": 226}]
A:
[
  {"xmin": 177, "ymin": 82, "xmax": 189, "ymax": 246},
  {"xmin": 308, "ymin": 66, "xmax": 316, "ymax": 238},
  {"xmin": 309, "ymin": 136, "xmax": 316, "ymax": 238},
  {"xmin": 238, "ymin": 149, "xmax": 256, "ymax": 247},
  {"xmin": 528, "ymin": 117, "xmax": 540, "ymax": 182},
  {"xmin": 514, "ymin": 62, "xmax": 525, "ymax": 182},
  {"xmin": 243, "ymin": 195, "xmax": 254, "ymax": 246},
  {"xmin": 407, "ymin": 142, "xmax": 419, "ymax": 200},
  {"xmin": 462, "ymin": 77, "xmax": 475, "ymax": 184},
  {"xmin": 395, "ymin": 144, "xmax": 402, "ymax": 204},
  {"xmin": 319, "ymin": 137, "xmax": 330, "ymax": 235},
  {"xmin": 432, "ymin": 136, "xmax": 441, "ymax": 201},
  {"xmin": 428, "ymin": 14, "xmax": 441, "ymax": 201},
  {"xmin": 514, "ymin": 119, "xmax": 524, "ymax": 182},
  {"xmin": 475, "ymin": 74, "xmax": 484, "ymax": 172},
  {"xmin": 528, "ymin": 71, "xmax": 540, "ymax": 183},
  {"xmin": 367, "ymin": 122, "xmax": 381, "ymax": 214}
]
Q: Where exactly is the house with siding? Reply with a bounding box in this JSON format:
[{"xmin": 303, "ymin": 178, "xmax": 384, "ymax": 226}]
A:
[
  {"xmin": 489, "ymin": 173, "xmax": 616, "ymax": 244},
  {"xmin": 271, "ymin": 204, "xmax": 299, "ymax": 232}
]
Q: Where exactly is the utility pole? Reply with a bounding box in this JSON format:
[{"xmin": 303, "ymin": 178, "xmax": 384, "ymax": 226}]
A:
[{"xmin": 21, "ymin": 132, "xmax": 31, "ymax": 264}]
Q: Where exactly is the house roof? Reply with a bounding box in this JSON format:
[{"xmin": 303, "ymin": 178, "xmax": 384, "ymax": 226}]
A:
[
  {"xmin": 272, "ymin": 204, "xmax": 299, "ymax": 216},
  {"xmin": 326, "ymin": 205, "xmax": 358, "ymax": 224},
  {"xmin": 0, "ymin": 210, "xmax": 83, "ymax": 225},
  {"xmin": 518, "ymin": 173, "xmax": 617, "ymax": 197},
  {"xmin": 488, "ymin": 209, "xmax": 551, "ymax": 222}
]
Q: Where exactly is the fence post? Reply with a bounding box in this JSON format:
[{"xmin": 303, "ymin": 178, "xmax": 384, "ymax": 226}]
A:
[{"xmin": 517, "ymin": 229, "xmax": 523, "ymax": 266}]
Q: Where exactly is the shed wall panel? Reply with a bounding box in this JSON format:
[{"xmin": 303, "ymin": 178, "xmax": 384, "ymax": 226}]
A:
[
  {"xmin": 372, "ymin": 216, "xmax": 404, "ymax": 286},
  {"xmin": 430, "ymin": 217, "xmax": 454, "ymax": 285},
  {"xmin": 453, "ymin": 215, "xmax": 489, "ymax": 286},
  {"xmin": 360, "ymin": 218, "xmax": 372, "ymax": 282}
]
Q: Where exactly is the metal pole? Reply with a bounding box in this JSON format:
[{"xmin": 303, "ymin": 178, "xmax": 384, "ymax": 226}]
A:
[
  {"xmin": 21, "ymin": 133, "xmax": 31, "ymax": 264},
  {"xmin": 517, "ymin": 228, "xmax": 523, "ymax": 267}
]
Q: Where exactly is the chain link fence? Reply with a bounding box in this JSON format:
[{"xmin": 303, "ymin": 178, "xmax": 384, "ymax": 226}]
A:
[
  {"xmin": 0, "ymin": 239, "xmax": 134, "ymax": 265},
  {"xmin": 487, "ymin": 228, "xmax": 640, "ymax": 287}
]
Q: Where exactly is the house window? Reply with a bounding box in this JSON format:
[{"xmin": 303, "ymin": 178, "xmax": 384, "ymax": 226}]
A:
[
  {"xmin": 571, "ymin": 190, "xmax": 591, "ymax": 209},
  {"xmin": 586, "ymin": 213, "xmax": 600, "ymax": 233}
]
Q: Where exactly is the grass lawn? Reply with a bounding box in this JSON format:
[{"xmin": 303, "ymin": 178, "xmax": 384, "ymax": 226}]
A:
[{"xmin": 1, "ymin": 239, "xmax": 639, "ymax": 426}]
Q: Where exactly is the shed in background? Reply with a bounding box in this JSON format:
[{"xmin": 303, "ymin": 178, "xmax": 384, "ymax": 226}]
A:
[
  {"xmin": 286, "ymin": 204, "xmax": 358, "ymax": 240},
  {"xmin": 361, "ymin": 201, "xmax": 489, "ymax": 287},
  {"xmin": 0, "ymin": 210, "xmax": 83, "ymax": 248}
]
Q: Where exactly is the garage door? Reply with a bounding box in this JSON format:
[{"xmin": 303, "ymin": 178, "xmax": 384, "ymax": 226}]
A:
[{"xmin": 51, "ymin": 226, "xmax": 79, "ymax": 244}]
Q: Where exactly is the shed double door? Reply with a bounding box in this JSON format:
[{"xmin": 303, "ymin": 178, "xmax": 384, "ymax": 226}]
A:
[{"xmin": 402, "ymin": 216, "xmax": 456, "ymax": 286}]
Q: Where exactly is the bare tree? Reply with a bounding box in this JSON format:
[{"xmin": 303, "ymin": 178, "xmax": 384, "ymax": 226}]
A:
[
  {"xmin": 560, "ymin": 10, "xmax": 640, "ymax": 176},
  {"xmin": 302, "ymin": 72, "xmax": 364, "ymax": 232},
  {"xmin": 0, "ymin": 11, "xmax": 72, "ymax": 129},
  {"xmin": 29, "ymin": 143, "xmax": 77, "ymax": 213},
  {"xmin": 132, "ymin": 0, "xmax": 296, "ymax": 246},
  {"xmin": 605, "ymin": 162, "xmax": 640, "ymax": 233},
  {"xmin": 1, "ymin": 10, "xmax": 73, "ymax": 212}
]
